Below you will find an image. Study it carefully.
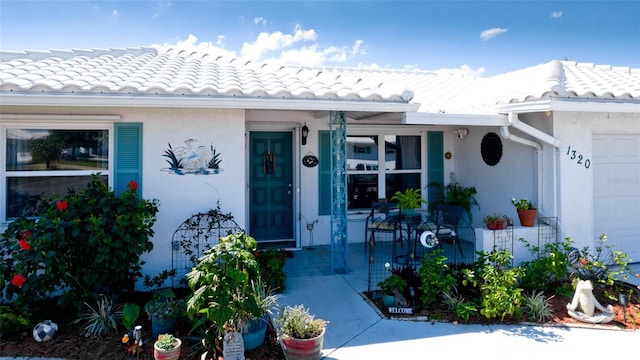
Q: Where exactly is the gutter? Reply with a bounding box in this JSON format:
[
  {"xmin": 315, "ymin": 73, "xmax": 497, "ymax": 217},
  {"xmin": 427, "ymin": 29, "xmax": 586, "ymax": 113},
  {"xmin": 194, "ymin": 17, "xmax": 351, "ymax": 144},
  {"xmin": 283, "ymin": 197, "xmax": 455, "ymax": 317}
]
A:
[{"xmin": 501, "ymin": 113, "xmax": 562, "ymax": 232}]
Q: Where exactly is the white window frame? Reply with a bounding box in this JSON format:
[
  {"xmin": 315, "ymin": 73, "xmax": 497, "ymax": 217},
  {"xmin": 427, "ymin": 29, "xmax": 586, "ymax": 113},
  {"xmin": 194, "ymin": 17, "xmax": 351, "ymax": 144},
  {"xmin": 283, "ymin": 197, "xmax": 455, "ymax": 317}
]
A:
[
  {"xmin": 0, "ymin": 115, "xmax": 118, "ymax": 225},
  {"xmin": 347, "ymin": 127, "xmax": 426, "ymax": 211}
]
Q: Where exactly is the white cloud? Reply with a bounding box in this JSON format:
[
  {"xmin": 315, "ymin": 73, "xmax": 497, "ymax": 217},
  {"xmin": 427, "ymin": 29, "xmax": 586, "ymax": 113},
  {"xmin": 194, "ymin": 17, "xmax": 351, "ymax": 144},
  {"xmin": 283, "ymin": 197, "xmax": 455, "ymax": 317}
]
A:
[
  {"xmin": 254, "ymin": 17, "xmax": 267, "ymax": 26},
  {"xmin": 154, "ymin": 26, "xmax": 365, "ymax": 67},
  {"xmin": 112, "ymin": 9, "xmax": 119, "ymax": 18},
  {"xmin": 550, "ymin": 11, "xmax": 563, "ymax": 19},
  {"xmin": 154, "ymin": 34, "xmax": 238, "ymax": 58},
  {"xmin": 480, "ymin": 28, "xmax": 508, "ymax": 41},
  {"xmin": 433, "ymin": 64, "xmax": 486, "ymax": 77},
  {"xmin": 152, "ymin": 1, "xmax": 172, "ymax": 19}
]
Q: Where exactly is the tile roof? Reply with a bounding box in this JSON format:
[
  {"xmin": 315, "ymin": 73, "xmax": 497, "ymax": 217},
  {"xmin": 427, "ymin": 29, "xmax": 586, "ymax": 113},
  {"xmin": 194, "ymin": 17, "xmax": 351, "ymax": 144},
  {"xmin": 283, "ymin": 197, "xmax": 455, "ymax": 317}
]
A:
[{"xmin": 1, "ymin": 47, "xmax": 639, "ymax": 114}]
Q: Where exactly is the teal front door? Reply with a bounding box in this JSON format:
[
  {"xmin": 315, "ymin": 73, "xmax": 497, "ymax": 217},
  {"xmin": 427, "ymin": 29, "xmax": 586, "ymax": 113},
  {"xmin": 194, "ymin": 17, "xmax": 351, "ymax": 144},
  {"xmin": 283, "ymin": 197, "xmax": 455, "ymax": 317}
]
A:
[{"xmin": 249, "ymin": 131, "xmax": 294, "ymax": 246}]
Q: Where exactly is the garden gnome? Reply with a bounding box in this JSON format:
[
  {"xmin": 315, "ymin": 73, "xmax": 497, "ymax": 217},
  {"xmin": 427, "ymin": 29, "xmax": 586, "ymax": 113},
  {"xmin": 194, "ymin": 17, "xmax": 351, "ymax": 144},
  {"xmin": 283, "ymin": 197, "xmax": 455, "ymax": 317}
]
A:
[{"xmin": 566, "ymin": 280, "xmax": 615, "ymax": 324}]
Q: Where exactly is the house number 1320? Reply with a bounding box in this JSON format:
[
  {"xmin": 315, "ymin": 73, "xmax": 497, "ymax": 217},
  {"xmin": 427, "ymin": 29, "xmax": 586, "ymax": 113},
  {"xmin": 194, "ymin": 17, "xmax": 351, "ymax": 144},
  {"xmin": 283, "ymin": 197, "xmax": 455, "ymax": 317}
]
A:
[{"xmin": 566, "ymin": 145, "xmax": 591, "ymax": 169}]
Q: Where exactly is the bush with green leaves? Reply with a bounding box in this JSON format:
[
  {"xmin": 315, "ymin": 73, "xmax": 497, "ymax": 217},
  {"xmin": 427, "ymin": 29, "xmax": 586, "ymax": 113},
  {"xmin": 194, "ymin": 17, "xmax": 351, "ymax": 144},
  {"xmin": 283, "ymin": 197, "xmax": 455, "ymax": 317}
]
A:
[
  {"xmin": 518, "ymin": 237, "xmax": 574, "ymax": 292},
  {"xmin": 571, "ymin": 234, "xmax": 631, "ymax": 284},
  {"xmin": 463, "ymin": 248, "xmax": 524, "ymax": 320},
  {"xmin": 186, "ymin": 231, "xmax": 263, "ymax": 354},
  {"xmin": 0, "ymin": 174, "xmax": 159, "ymax": 311},
  {"xmin": 0, "ymin": 305, "xmax": 30, "ymax": 339},
  {"xmin": 254, "ymin": 248, "xmax": 287, "ymax": 293},
  {"xmin": 418, "ymin": 249, "xmax": 456, "ymax": 307},
  {"xmin": 442, "ymin": 290, "xmax": 478, "ymax": 322}
]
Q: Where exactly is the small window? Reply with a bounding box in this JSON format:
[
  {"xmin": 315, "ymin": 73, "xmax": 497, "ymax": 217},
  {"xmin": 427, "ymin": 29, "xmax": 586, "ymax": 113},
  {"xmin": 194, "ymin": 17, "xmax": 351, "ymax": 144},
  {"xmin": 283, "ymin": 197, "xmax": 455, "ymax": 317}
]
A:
[
  {"xmin": 481, "ymin": 132, "xmax": 503, "ymax": 166},
  {"xmin": 4, "ymin": 128, "xmax": 109, "ymax": 219}
]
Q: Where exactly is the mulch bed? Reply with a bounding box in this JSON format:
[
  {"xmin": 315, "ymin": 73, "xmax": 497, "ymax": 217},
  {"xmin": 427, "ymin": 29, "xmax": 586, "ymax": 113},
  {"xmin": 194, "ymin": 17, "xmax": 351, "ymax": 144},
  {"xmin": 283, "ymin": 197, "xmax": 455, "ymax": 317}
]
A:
[
  {"xmin": 367, "ymin": 289, "xmax": 640, "ymax": 331},
  {"xmin": 0, "ymin": 315, "xmax": 285, "ymax": 360}
]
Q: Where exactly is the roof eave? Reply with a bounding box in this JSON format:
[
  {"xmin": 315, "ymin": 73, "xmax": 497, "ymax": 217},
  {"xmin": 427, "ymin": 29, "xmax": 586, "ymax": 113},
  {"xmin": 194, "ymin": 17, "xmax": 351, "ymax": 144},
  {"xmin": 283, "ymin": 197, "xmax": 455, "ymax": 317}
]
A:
[
  {"xmin": 0, "ymin": 93, "xmax": 420, "ymax": 113},
  {"xmin": 497, "ymin": 98, "xmax": 640, "ymax": 114},
  {"xmin": 403, "ymin": 112, "xmax": 507, "ymax": 126}
]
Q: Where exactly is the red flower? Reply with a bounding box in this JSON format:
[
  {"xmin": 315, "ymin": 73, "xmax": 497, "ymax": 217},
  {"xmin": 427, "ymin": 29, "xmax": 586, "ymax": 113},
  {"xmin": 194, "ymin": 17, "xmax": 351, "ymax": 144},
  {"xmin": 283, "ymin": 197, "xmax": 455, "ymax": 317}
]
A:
[
  {"xmin": 580, "ymin": 258, "xmax": 588, "ymax": 265},
  {"xmin": 56, "ymin": 200, "xmax": 68, "ymax": 211},
  {"xmin": 127, "ymin": 180, "xmax": 138, "ymax": 191},
  {"xmin": 18, "ymin": 239, "xmax": 31, "ymax": 251},
  {"xmin": 20, "ymin": 229, "xmax": 32, "ymax": 240},
  {"xmin": 11, "ymin": 274, "xmax": 26, "ymax": 288}
]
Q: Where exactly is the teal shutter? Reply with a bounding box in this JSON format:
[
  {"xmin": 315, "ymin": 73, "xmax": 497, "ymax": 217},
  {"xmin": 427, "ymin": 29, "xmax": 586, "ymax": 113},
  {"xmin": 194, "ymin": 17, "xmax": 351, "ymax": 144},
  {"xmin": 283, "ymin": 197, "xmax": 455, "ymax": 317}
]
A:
[
  {"xmin": 114, "ymin": 123, "xmax": 142, "ymax": 196},
  {"xmin": 427, "ymin": 131, "xmax": 444, "ymax": 205},
  {"xmin": 318, "ymin": 131, "xmax": 331, "ymax": 215}
]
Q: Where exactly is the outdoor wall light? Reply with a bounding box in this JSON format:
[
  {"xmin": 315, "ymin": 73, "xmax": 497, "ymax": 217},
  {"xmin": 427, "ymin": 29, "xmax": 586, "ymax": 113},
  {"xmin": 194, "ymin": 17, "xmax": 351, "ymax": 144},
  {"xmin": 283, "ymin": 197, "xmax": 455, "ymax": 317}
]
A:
[
  {"xmin": 454, "ymin": 128, "xmax": 469, "ymax": 140},
  {"xmin": 301, "ymin": 124, "xmax": 309, "ymax": 145}
]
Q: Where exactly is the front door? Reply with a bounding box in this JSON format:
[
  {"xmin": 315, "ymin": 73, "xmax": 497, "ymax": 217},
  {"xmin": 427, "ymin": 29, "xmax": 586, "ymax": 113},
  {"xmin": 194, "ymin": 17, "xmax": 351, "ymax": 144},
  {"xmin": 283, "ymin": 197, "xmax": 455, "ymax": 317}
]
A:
[{"xmin": 249, "ymin": 131, "xmax": 295, "ymax": 246}]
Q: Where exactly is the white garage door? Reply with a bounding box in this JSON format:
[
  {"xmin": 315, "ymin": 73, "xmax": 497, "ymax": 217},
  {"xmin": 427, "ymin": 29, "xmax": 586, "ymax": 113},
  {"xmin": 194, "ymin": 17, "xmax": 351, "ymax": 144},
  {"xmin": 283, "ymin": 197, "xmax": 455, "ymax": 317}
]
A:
[{"xmin": 593, "ymin": 135, "xmax": 640, "ymax": 263}]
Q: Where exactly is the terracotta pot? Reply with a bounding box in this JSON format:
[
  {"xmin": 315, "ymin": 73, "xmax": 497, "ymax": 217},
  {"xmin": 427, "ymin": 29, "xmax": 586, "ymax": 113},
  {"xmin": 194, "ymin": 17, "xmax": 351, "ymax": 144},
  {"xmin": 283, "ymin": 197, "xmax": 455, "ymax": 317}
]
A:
[
  {"xmin": 281, "ymin": 328, "xmax": 325, "ymax": 360},
  {"xmin": 486, "ymin": 222, "xmax": 504, "ymax": 230},
  {"xmin": 517, "ymin": 209, "xmax": 537, "ymax": 227},
  {"xmin": 153, "ymin": 338, "xmax": 181, "ymax": 360}
]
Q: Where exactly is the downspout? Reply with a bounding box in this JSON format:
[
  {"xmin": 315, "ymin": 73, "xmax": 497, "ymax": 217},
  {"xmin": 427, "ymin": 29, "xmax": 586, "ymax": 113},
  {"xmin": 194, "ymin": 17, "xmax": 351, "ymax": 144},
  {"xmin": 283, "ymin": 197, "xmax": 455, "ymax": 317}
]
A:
[{"xmin": 500, "ymin": 112, "xmax": 560, "ymax": 223}]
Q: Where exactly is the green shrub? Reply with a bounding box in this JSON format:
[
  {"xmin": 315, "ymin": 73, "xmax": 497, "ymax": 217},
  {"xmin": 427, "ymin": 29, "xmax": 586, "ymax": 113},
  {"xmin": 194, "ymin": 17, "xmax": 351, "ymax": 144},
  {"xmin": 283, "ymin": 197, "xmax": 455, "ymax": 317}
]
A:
[
  {"xmin": 418, "ymin": 249, "xmax": 456, "ymax": 306},
  {"xmin": 0, "ymin": 174, "xmax": 159, "ymax": 311},
  {"xmin": 464, "ymin": 248, "xmax": 524, "ymax": 320},
  {"xmin": 254, "ymin": 248, "xmax": 287, "ymax": 293},
  {"xmin": 519, "ymin": 237, "xmax": 574, "ymax": 292},
  {"xmin": 0, "ymin": 305, "xmax": 30, "ymax": 339}
]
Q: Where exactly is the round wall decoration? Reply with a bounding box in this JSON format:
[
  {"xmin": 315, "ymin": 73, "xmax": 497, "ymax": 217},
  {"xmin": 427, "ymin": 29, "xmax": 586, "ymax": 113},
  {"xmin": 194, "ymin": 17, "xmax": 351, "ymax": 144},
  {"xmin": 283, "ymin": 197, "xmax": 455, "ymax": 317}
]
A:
[
  {"xmin": 481, "ymin": 132, "xmax": 503, "ymax": 166},
  {"xmin": 302, "ymin": 154, "xmax": 319, "ymax": 167}
]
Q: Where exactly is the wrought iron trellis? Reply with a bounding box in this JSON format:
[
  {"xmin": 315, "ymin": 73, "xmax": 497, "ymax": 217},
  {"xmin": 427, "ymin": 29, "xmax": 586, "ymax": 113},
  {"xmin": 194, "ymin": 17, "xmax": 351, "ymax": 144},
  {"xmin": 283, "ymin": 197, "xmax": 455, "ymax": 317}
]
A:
[{"xmin": 171, "ymin": 206, "xmax": 242, "ymax": 287}]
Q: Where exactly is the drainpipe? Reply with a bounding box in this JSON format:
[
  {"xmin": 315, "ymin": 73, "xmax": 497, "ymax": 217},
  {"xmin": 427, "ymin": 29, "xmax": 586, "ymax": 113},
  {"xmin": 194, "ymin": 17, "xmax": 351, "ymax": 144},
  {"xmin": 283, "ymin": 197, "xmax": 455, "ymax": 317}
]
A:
[{"xmin": 500, "ymin": 112, "xmax": 560, "ymax": 222}]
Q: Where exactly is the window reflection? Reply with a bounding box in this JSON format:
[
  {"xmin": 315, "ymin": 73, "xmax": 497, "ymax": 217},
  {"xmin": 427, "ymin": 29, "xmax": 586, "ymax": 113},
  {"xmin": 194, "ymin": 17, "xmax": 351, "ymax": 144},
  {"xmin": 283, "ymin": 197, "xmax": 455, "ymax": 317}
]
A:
[
  {"xmin": 6, "ymin": 129, "xmax": 108, "ymax": 171},
  {"xmin": 347, "ymin": 136, "xmax": 378, "ymax": 171},
  {"xmin": 7, "ymin": 175, "xmax": 108, "ymax": 218}
]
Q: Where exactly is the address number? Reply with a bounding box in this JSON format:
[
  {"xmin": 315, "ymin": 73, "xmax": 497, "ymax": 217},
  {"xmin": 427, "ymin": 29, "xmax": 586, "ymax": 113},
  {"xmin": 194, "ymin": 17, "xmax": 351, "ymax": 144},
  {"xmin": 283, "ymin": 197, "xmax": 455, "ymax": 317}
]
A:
[{"xmin": 566, "ymin": 145, "xmax": 591, "ymax": 169}]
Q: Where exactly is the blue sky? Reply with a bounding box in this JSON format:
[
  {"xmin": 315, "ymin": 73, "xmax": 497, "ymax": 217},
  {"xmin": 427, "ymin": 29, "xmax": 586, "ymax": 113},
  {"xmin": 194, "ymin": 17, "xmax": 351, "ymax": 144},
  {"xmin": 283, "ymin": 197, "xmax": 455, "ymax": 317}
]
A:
[{"xmin": 1, "ymin": 0, "xmax": 638, "ymax": 76}]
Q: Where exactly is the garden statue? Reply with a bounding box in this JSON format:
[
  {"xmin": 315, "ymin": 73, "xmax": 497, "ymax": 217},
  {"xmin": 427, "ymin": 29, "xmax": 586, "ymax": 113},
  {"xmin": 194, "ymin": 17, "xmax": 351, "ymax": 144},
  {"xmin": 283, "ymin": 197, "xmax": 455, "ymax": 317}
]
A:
[
  {"xmin": 121, "ymin": 325, "xmax": 144, "ymax": 357},
  {"xmin": 566, "ymin": 280, "xmax": 615, "ymax": 324}
]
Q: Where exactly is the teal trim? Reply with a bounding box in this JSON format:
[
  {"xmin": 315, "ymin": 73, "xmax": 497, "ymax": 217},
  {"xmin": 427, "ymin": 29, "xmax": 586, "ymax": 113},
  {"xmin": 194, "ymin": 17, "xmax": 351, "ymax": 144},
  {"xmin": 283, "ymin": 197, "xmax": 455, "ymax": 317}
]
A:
[
  {"xmin": 330, "ymin": 111, "xmax": 348, "ymax": 274},
  {"xmin": 427, "ymin": 131, "xmax": 444, "ymax": 204},
  {"xmin": 114, "ymin": 123, "xmax": 142, "ymax": 196},
  {"xmin": 318, "ymin": 131, "xmax": 331, "ymax": 215}
]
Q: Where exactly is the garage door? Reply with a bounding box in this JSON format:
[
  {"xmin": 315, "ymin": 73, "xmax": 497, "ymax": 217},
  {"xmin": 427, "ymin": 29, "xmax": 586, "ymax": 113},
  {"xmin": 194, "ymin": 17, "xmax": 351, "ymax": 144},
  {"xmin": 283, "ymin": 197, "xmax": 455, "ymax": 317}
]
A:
[{"xmin": 593, "ymin": 135, "xmax": 640, "ymax": 263}]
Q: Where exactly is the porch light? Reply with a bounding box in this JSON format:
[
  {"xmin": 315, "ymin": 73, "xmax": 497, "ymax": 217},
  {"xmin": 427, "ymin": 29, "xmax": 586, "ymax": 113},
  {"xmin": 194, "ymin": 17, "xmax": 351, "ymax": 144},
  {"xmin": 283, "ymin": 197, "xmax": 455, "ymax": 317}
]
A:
[{"xmin": 301, "ymin": 124, "xmax": 309, "ymax": 145}]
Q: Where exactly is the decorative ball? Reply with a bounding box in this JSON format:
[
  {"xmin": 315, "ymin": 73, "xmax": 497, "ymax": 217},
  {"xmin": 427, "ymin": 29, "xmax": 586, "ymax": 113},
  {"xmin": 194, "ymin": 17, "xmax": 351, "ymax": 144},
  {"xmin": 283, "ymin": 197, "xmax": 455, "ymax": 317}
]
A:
[{"xmin": 33, "ymin": 320, "xmax": 58, "ymax": 342}]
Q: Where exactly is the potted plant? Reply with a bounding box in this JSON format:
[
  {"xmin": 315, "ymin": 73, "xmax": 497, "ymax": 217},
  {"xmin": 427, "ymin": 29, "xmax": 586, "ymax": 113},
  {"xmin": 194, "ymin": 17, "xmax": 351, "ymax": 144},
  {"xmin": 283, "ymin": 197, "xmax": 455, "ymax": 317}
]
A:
[
  {"xmin": 277, "ymin": 304, "xmax": 327, "ymax": 360},
  {"xmin": 428, "ymin": 178, "xmax": 479, "ymax": 222},
  {"xmin": 390, "ymin": 188, "xmax": 427, "ymax": 216},
  {"xmin": 144, "ymin": 289, "xmax": 187, "ymax": 339},
  {"xmin": 153, "ymin": 333, "xmax": 182, "ymax": 360},
  {"xmin": 511, "ymin": 197, "xmax": 537, "ymax": 226},
  {"xmin": 482, "ymin": 214, "xmax": 511, "ymax": 230},
  {"xmin": 377, "ymin": 273, "xmax": 407, "ymax": 307},
  {"xmin": 186, "ymin": 231, "xmax": 263, "ymax": 359},
  {"xmin": 239, "ymin": 279, "xmax": 279, "ymax": 351}
]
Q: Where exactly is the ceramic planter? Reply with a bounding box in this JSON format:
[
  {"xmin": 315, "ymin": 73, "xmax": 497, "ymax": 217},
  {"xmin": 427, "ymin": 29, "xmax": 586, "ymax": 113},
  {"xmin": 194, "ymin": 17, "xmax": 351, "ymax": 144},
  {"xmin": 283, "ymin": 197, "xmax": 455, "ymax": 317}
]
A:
[
  {"xmin": 242, "ymin": 315, "xmax": 269, "ymax": 351},
  {"xmin": 382, "ymin": 294, "xmax": 395, "ymax": 307},
  {"xmin": 153, "ymin": 338, "xmax": 181, "ymax": 360},
  {"xmin": 517, "ymin": 209, "xmax": 537, "ymax": 227},
  {"xmin": 281, "ymin": 328, "xmax": 325, "ymax": 360}
]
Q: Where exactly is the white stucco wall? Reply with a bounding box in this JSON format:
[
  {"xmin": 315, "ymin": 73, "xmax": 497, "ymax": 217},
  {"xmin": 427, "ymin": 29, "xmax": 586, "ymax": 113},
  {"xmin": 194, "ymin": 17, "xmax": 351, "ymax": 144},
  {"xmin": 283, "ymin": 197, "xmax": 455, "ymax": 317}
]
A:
[{"xmin": 555, "ymin": 111, "xmax": 640, "ymax": 252}]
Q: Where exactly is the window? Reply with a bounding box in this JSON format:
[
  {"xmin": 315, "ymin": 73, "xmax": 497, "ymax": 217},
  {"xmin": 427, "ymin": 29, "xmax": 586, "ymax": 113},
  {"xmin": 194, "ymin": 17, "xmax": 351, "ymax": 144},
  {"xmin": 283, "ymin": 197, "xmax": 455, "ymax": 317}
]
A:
[
  {"xmin": 347, "ymin": 134, "xmax": 422, "ymax": 210},
  {"xmin": 4, "ymin": 128, "xmax": 110, "ymax": 219}
]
